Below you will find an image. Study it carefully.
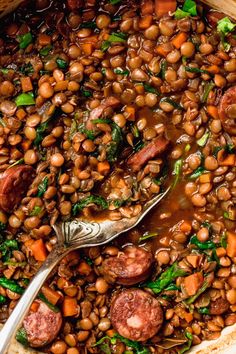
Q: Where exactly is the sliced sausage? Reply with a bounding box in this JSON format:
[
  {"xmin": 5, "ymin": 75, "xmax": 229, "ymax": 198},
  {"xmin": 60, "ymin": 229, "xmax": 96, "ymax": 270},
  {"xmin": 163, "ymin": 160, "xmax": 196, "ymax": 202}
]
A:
[
  {"xmin": 67, "ymin": 0, "xmax": 83, "ymax": 10},
  {"xmin": 0, "ymin": 166, "xmax": 35, "ymax": 212},
  {"xmin": 127, "ymin": 136, "xmax": 169, "ymax": 172},
  {"xmin": 209, "ymin": 298, "xmax": 230, "ymax": 315},
  {"xmin": 100, "ymin": 246, "xmax": 153, "ymax": 286},
  {"xmin": 219, "ymin": 86, "xmax": 236, "ymax": 135},
  {"xmin": 110, "ymin": 289, "xmax": 163, "ymax": 342},
  {"xmin": 23, "ymin": 300, "xmax": 62, "ymax": 348},
  {"xmin": 86, "ymin": 96, "xmax": 120, "ymax": 130}
]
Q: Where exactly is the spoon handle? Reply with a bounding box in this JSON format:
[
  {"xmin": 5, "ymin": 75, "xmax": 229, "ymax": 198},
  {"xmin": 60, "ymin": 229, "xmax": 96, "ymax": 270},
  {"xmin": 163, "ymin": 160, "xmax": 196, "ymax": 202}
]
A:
[{"xmin": 0, "ymin": 244, "xmax": 67, "ymax": 354}]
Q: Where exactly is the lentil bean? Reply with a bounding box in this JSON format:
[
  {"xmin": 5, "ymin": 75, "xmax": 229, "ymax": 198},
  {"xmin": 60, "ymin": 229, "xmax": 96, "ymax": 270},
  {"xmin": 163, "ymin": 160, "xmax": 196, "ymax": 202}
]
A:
[
  {"xmin": 95, "ymin": 278, "xmax": 109, "ymax": 294},
  {"xmin": 191, "ymin": 193, "xmax": 207, "ymax": 207},
  {"xmin": 51, "ymin": 341, "xmax": 67, "ymax": 354},
  {"xmin": 98, "ymin": 318, "xmax": 111, "ymax": 332},
  {"xmin": 96, "ymin": 14, "xmax": 111, "ymax": 29},
  {"xmin": 38, "ymin": 82, "xmax": 54, "ymax": 98},
  {"xmin": 79, "ymin": 318, "xmax": 93, "ymax": 330},
  {"xmin": 51, "ymin": 153, "xmax": 64, "ymax": 167},
  {"xmin": 181, "ymin": 42, "xmax": 195, "ymax": 58},
  {"xmin": 204, "ymin": 156, "xmax": 218, "ymax": 171},
  {"xmin": 197, "ymin": 227, "xmax": 209, "ymax": 242},
  {"xmin": 226, "ymin": 289, "xmax": 236, "ymax": 304},
  {"xmin": 24, "ymin": 149, "xmax": 38, "ymax": 165}
]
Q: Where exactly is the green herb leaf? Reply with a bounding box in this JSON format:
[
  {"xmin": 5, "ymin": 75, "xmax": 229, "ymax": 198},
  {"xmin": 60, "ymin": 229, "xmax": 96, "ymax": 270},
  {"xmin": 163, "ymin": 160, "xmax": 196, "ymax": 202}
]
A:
[
  {"xmin": 179, "ymin": 331, "xmax": 193, "ymax": 354},
  {"xmin": 79, "ymin": 21, "xmax": 97, "ymax": 29},
  {"xmin": 220, "ymin": 232, "xmax": 227, "ymax": 248},
  {"xmin": 101, "ymin": 32, "xmax": 127, "ymax": 51},
  {"xmin": 198, "ymin": 307, "xmax": 210, "ymax": 314},
  {"xmin": 197, "ymin": 131, "xmax": 209, "ymax": 147},
  {"xmin": 0, "ymin": 278, "xmax": 24, "ymax": 294},
  {"xmin": 0, "ymin": 68, "xmax": 9, "ymax": 74},
  {"xmin": 175, "ymin": 8, "xmax": 191, "ymax": 19},
  {"xmin": 185, "ymin": 66, "xmax": 211, "ymax": 75},
  {"xmin": 189, "ymin": 166, "xmax": 207, "ymax": 179},
  {"xmin": 217, "ymin": 17, "xmax": 236, "ymax": 51},
  {"xmin": 7, "ymin": 158, "xmax": 24, "ymax": 169},
  {"xmin": 39, "ymin": 45, "xmax": 52, "ymax": 56},
  {"xmin": 81, "ymin": 88, "xmax": 92, "ymax": 97},
  {"xmin": 202, "ymin": 82, "xmax": 215, "ymax": 103},
  {"xmin": 107, "ymin": 123, "xmax": 123, "ymax": 162},
  {"xmin": 172, "ymin": 159, "xmax": 182, "ymax": 188},
  {"xmin": 0, "ymin": 294, "xmax": 7, "ymax": 304},
  {"xmin": 38, "ymin": 293, "xmax": 60, "ymax": 313},
  {"xmin": 34, "ymin": 121, "xmax": 49, "ymax": 147},
  {"xmin": 0, "ymin": 239, "xmax": 19, "ymax": 262},
  {"xmin": 15, "ymin": 93, "xmax": 35, "ymax": 106},
  {"xmin": 110, "ymin": 0, "xmax": 122, "ymax": 4},
  {"xmin": 114, "ymin": 68, "xmax": 129, "ymax": 75},
  {"xmin": 101, "ymin": 40, "xmax": 111, "ymax": 51},
  {"xmin": 190, "ymin": 235, "xmax": 216, "ymax": 250},
  {"xmin": 139, "ymin": 232, "xmax": 158, "ymax": 242},
  {"xmin": 18, "ymin": 32, "xmax": 33, "ymax": 49},
  {"xmin": 183, "ymin": 0, "xmax": 197, "ymax": 16},
  {"xmin": 56, "ymin": 58, "xmax": 68, "ymax": 69},
  {"xmin": 77, "ymin": 123, "xmax": 96, "ymax": 140},
  {"xmin": 30, "ymin": 206, "xmax": 42, "ymax": 216},
  {"xmin": 72, "ymin": 195, "xmax": 108, "ymax": 215},
  {"xmin": 143, "ymin": 83, "xmax": 159, "ymax": 94},
  {"xmin": 37, "ymin": 177, "xmax": 49, "ymax": 197},
  {"xmin": 160, "ymin": 60, "xmax": 167, "ymax": 79},
  {"xmin": 113, "ymin": 334, "xmax": 150, "ymax": 354},
  {"xmin": 144, "ymin": 262, "xmax": 188, "ymax": 294},
  {"xmin": 16, "ymin": 327, "xmax": 29, "ymax": 346},
  {"xmin": 92, "ymin": 118, "xmax": 111, "ymax": 124}
]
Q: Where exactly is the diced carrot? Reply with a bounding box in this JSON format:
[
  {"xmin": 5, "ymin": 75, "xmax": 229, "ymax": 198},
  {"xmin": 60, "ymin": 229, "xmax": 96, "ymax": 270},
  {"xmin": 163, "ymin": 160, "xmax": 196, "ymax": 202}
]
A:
[
  {"xmin": 139, "ymin": 15, "xmax": 153, "ymax": 30},
  {"xmin": 184, "ymin": 272, "xmax": 204, "ymax": 296},
  {"xmin": 141, "ymin": 0, "xmax": 154, "ymax": 15},
  {"xmin": 117, "ymin": 178, "xmax": 126, "ymax": 189},
  {"xmin": 30, "ymin": 301, "xmax": 40, "ymax": 312},
  {"xmin": 207, "ymin": 105, "xmax": 219, "ymax": 119},
  {"xmin": 77, "ymin": 261, "xmax": 92, "ymax": 276},
  {"xmin": 206, "ymin": 65, "xmax": 220, "ymax": 74},
  {"xmin": 199, "ymin": 173, "xmax": 212, "ymax": 183},
  {"xmin": 217, "ymin": 51, "xmax": 230, "ymax": 61},
  {"xmin": 54, "ymin": 80, "xmax": 69, "ymax": 91},
  {"xmin": 186, "ymin": 255, "xmax": 201, "ymax": 268},
  {"xmin": 216, "ymin": 247, "xmax": 227, "ymax": 257},
  {"xmin": 24, "ymin": 239, "xmax": 34, "ymax": 248},
  {"xmin": 106, "ymin": 329, "xmax": 116, "ymax": 337},
  {"xmin": 16, "ymin": 108, "xmax": 26, "ymax": 120},
  {"xmin": 125, "ymin": 106, "xmax": 136, "ymax": 121},
  {"xmin": 81, "ymin": 43, "xmax": 94, "ymax": 55},
  {"xmin": 155, "ymin": 43, "xmax": 172, "ymax": 57},
  {"xmin": 29, "ymin": 239, "xmax": 47, "ymax": 262},
  {"xmin": 41, "ymin": 285, "xmax": 61, "ymax": 305},
  {"xmin": 180, "ymin": 220, "xmax": 192, "ymax": 233},
  {"xmin": 62, "ymin": 296, "xmax": 78, "ymax": 317},
  {"xmin": 171, "ymin": 32, "xmax": 188, "ymax": 49},
  {"xmin": 38, "ymin": 34, "xmax": 51, "ymax": 46},
  {"xmin": 184, "ymin": 312, "xmax": 194, "ymax": 323},
  {"xmin": 79, "ymin": 35, "xmax": 98, "ymax": 44},
  {"xmin": 219, "ymin": 154, "xmax": 236, "ymax": 166},
  {"xmin": 21, "ymin": 77, "xmax": 33, "ymax": 92},
  {"xmin": 155, "ymin": 0, "xmax": 177, "ymax": 18},
  {"xmin": 227, "ymin": 231, "xmax": 236, "ymax": 258},
  {"xmin": 97, "ymin": 161, "xmax": 110, "ymax": 175}
]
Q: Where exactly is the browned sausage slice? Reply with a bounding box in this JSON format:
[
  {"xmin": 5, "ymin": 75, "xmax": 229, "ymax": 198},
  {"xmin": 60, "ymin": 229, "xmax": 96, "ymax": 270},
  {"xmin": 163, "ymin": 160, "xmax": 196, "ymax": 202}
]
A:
[
  {"xmin": 86, "ymin": 96, "xmax": 120, "ymax": 130},
  {"xmin": 23, "ymin": 300, "xmax": 62, "ymax": 348},
  {"xmin": 127, "ymin": 136, "xmax": 169, "ymax": 172},
  {"xmin": 110, "ymin": 289, "xmax": 163, "ymax": 342},
  {"xmin": 0, "ymin": 166, "xmax": 35, "ymax": 212},
  {"xmin": 207, "ymin": 11, "xmax": 225, "ymax": 27},
  {"xmin": 219, "ymin": 86, "xmax": 236, "ymax": 135},
  {"xmin": 209, "ymin": 298, "xmax": 230, "ymax": 315},
  {"xmin": 100, "ymin": 246, "xmax": 152, "ymax": 285}
]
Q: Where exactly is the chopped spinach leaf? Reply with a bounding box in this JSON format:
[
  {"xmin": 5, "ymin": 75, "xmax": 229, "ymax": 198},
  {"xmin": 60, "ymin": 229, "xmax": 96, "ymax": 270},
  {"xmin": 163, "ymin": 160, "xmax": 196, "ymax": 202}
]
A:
[
  {"xmin": 107, "ymin": 123, "xmax": 123, "ymax": 162},
  {"xmin": 39, "ymin": 45, "xmax": 52, "ymax": 56},
  {"xmin": 114, "ymin": 68, "xmax": 129, "ymax": 75},
  {"xmin": 0, "ymin": 239, "xmax": 18, "ymax": 262},
  {"xmin": 220, "ymin": 232, "xmax": 227, "ymax": 248},
  {"xmin": 217, "ymin": 17, "xmax": 236, "ymax": 51},
  {"xmin": 144, "ymin": 262, "xmax": 187, "ymax": 294},
  {"xmin": 0, "ymin": 278, "xmax": 24, "ymax": 294},
  {"xmin": 18, "ymin": 32, "xmax": 33, "ymax": 49},
  {"xmin": 175, "ymin": 0, "xmax": 197, "ymax": 19},
  {"xmin": 20, "ymin": 63, "xmax": 34, "ymax": 75},
  {"xmin": 172, "ymin": 159, "xmax": 182, "ymax": 188},
  {"xmin": 30, "ymin": 206, "xmax": 42, "ymax": 216},
  {"xmin": 189, "ymin": 166, "xmax": 207, "ymax": 179},
  {"xmin": 198, "ymin": 307, "xmax": 210, "ymax": 314},
  {"xmin": 197, "ymin": 131, "xmax": 209, "ymax": 147},
  {"xmin": 110, "ymin": 0, "xmax": 122, "ymax": 4},
  {"xmin": 37, "ymin": 177, "xmax": 49, "ymax": 198},
  {"xmin": 15, "ymin": 93, "xmax": 35, "ymax": 106},
  {"xmin": 161, "ymin": 98, "xmax": 182, "ymax": 110},
  {"xmin": 185, "ymin": 66, "xmax": 211, "ymax": 75},
  {"xmin": 81, "ymin": 88, "xmax": 93, "ymax": 97},
  {"xmin": 79, "ymin": 21, "xmax": 97, "ymax": 29},
  {"xmin": 34, "ymin": 120, "xmax": 49, "ymax": 147},
  {"xmin": 0, "ymin": 294, "xmax": 7, "ymax": 304},
  {"xmin": 16, "ymin": 327, "xmax": 29, "ymax": 346},
  {"xmin": 202, "ymin": 82, "xmax": 215, "ymax": 103},
  {"xmin": 56, "ymin": 58, "xmax": 68, "ymax": 69},
  {"xmin": 143, "ymin": 83, "xmax": 159, "ymax": 94},
  {"xmin": 179, "ymin": 331, "xmax": 193, "ymax": 354},
  {"xmin": 72, "ymin": 195, "xmax": 108, "ymax": 215},
  {"xmin": 190, "ymin": 235, "xmax": 216, "ymax": 250}
]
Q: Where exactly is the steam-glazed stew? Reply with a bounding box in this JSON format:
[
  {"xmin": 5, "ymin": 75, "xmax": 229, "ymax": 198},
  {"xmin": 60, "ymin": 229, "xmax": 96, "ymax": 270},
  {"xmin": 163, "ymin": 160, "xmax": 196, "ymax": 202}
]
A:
[{"xmin": 0, "ymin": 0, "xmax": 236, "ymax": 353}]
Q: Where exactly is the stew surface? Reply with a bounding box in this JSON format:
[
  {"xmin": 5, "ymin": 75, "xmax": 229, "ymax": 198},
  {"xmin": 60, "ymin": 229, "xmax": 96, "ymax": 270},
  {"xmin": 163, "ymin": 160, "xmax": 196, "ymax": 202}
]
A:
[{"xmin": 0, "ymin": 0, "xmax": 236, "ymax": 353}]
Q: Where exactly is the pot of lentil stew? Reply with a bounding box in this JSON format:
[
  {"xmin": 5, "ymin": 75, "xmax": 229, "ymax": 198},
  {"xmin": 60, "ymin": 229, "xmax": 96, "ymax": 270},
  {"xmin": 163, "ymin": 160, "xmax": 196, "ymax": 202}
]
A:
[{"xmin": 1, "ymin": 0, "xmax": 236, "ymax": 353}]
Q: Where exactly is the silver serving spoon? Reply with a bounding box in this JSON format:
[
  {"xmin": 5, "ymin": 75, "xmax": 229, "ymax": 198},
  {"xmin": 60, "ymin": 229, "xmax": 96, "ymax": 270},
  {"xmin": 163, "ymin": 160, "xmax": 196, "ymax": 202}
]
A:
[{"xmin": 0, "ymin": 186, "xmax": 170, "ymax": 353}]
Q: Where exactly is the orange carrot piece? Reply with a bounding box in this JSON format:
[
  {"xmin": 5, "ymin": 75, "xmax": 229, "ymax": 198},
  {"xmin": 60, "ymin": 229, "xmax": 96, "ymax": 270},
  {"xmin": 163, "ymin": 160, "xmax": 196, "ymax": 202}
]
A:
[
  {"xmin": 79, "ymin": 35, "xmax": 98, "ymax": 44},
  {"xmin": 30, "ymin": 301, "xmax": 40, "ymax": 312},
  {"xmin": 141, "ymin": 0, "xmax": 154, "ymax": 15},
  {"xmin": 216, "ymin": 247, "xmax": 227, "ymax": 258},
  {"xmin": 184, "ymin": 272, "xmax": 204, "ymax": 296},
  {"xmin": 184, "ymin": 312, "xmax": 194, "ymax": 323},
  {"xmin": 125, "ymin": 106, "xmax": 136, "ymax": 121},
  {"xmin": 29, "ymin": 239, "xmax": 47, "ymax": 262},
  {"xmin": 155, "ymin": 0, "xmax": 177, "ymax": 18},
  {"xmin": 97, "ymin": 161, "xmax": 110, "ymax": 175},
  {"xmin": 16, "ymin": 108, "xmax": 26, "ymax": 120},
  {"xmin": 206, "ymin": 65, "xmax": 220, "ymax": 74},
  {"xmin": 180, "ymin": 220, "xmax": 192, "ymax": 233},
  {"xmin": 21, "ymin": 77, "xmax": 33, "ymax": 92},
  {"xmin": 81, "ymin": 43, "xmax": 93, "ymax": 55},
  {"xmin": 219, "ymin": 154, "xmax": 236, "ymax": 166},
  {"xmin": 41, "ymin": 285, "xmax": 61, "ymax": 305},
  {"xmin": 199, "ymin": 173, "xmax": 212, "ymax": 183},
  {"xmin": 62, "ymin": 297, "xmax": 78, "ymax": 317},
  {"xmin": 21, "ymin": 139, "xmax": 32, "ymax": 151},
  {"xmin": 186, "ymin": 255, "xmax": 201, "ymax": 268},
  {"xmin": 139, "ymin": 15, "xmax": 153, "ymax": 30},
  {"xmin": 227, "ymin": 231, "xmax": 236, "ymax": 258},
  {"xmin": 207, "ymin": 105, "xmax": 219, "ymax": 119},
  {"xmin": 155, "ymin": 44, "xmax": 172, "ymax": 57},
  {"xmin": 171, "ymin": 32, "xmax": 188, "ymax": 49},
  {"xmin": 38, "ymin": 34, "xmax": 51, "ymax": 46}
]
